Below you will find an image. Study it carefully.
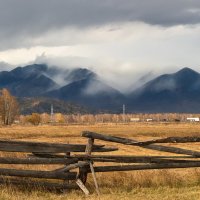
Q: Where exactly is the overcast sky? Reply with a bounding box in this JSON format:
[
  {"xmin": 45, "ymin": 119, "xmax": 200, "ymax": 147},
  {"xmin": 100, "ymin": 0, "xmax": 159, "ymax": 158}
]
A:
[{"xmin": 1, "ymin": 0, "xmax": 200, "ymax": 91}]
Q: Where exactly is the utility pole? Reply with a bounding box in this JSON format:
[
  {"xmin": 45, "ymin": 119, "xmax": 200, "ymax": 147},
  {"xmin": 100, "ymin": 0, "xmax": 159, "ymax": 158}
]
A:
[
  {"xmin": 123, "ymin": 104, "xmax": 126, "ymax": 123},
  {"xmin": 50, "ymin": 104, "xmax": 54, "ymax": 123}
]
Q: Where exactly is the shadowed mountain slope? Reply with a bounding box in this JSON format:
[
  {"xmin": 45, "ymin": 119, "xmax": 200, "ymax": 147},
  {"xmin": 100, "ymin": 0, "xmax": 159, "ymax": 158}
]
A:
[
  {"xmin": 2, "ymin": 64, "xmax": 200, "ymax": 113},
  {"xmin": 0, "ymin": 64, "xmax": 125, "ymax": 112},
  {"xmin": 128, "ymin": 67, "xmax": 200, "ymax": 113}
]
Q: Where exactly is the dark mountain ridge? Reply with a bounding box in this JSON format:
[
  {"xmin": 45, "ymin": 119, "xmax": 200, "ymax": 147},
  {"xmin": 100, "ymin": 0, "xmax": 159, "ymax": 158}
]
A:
[
  {"xmin": 128, "ymin": 67, "xmax": 200, "ymax": 113},
  {"xmin": 1, "ymin": 64, "xmax": 200, "ymax": 113},
  {"xmin": 0, "ymin": 64, "xmax": 58, "ymax": 96},
  {"xmin": 46, "ymin": 77, "xmax": 124, "ymax": 110},
  {"xmin": 0, "ymin": 64, "xmax": 125, "ymax": 113}
]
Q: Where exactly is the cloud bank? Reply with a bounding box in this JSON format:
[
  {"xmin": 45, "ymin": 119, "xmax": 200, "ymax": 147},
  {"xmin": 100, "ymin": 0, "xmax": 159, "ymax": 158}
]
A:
[
  {"xmin": 1, "ymin": 0, "xmax": 200, "ymax": 50},
  {"xmin": 0, "ymin": 0, "xmax": 200, "ymax": 91}
]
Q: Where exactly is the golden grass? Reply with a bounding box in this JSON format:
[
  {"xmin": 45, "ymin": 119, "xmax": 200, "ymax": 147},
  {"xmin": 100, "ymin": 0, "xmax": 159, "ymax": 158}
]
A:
[
  {"xmin": 0, "ymin": 122, "xmax": 200, "ymax": 199},
  {"xmin": 1, "ymin": 186, "xmax": 200, "ymax": 200}
]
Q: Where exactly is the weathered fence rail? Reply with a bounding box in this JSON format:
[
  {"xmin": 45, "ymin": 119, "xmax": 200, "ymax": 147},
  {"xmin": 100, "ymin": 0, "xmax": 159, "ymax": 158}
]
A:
[
  {"xmin": 0, "ymin": 140, "xmax": 117, "ymax": 152},
  {"xmin": 82, "ymin": 131, "xmax": 200, "ymax": 157},
  {"xmin": 0, "ymin": 138, "xmax": 117, "ymax": 193},
  {"xmin": 1, "ymin": 131, "xmax": 200, "ymax": 195}
]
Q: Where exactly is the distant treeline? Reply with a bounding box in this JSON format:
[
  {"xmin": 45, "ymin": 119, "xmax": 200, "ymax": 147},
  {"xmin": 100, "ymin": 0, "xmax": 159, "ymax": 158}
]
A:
[{"xmin": 12, "ymin": 113, "xmax": 200, "ymax": 125}]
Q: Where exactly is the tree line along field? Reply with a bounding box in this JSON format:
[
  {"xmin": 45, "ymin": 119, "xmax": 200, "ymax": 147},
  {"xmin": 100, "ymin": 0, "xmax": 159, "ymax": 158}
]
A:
[
  {"xmin": 0, "ymin": 123, "xmax": 200, "ymax": 199},
  {"xmin": 13, "ymin": 113, "xmax": 200, "ymax": 125}
]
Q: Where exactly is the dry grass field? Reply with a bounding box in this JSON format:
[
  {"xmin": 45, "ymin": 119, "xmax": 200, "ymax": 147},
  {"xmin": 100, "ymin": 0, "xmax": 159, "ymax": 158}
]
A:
[{"xmin": 0, "ymin": 122, "xmax": 200, "ymax": 199}]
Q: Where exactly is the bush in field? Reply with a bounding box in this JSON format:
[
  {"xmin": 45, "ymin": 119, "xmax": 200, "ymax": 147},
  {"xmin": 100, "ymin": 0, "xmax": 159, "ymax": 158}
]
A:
[
  {"xmin": 54, "ymin": 113, "xmax": 65, "ymax": 123},
  {"xmin": 26, "ymin": 113, "xmax": 41, "ymax": 125}
]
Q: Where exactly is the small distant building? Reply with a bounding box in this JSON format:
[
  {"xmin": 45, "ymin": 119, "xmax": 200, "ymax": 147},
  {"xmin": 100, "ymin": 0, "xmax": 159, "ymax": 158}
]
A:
[
  {"xmin": 130, "ymin": 118, "xmax": 140, "ymax": 122},
  {"xmin": 146, "ymin": 119, "xmax": 153, "ymax": 122},
  {"xmin": 13, "ymin": 120, "xmax": 20, "ymax": 124},
  {"xmin": 186, "ymin": 117, "xmax": 200, "ymax": 122}
]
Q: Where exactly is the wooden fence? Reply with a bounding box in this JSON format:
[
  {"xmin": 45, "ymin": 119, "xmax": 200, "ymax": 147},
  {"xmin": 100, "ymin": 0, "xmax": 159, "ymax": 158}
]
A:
[
  {"xmin": 1, "ymin": 132, "xmax": 200, "ymax": 195},
  {"xmin": 0, "ymin": 138, "xmax": 117, "ymax": 194}
]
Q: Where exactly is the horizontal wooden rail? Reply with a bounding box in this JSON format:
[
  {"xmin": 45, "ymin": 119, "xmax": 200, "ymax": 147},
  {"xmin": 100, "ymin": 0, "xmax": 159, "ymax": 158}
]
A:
[
  {"xmin": 90, "ymin": 162, "xmax": 200, "ymax": 172},
  {"xmin": 29, "ymin": 153, "xmax": 65, "ymax": 158},
  {"xmin": 0, "ymin": 168, "xmax": 77, "ymax": 180},
  {"xmin": 0, "ymin": 177, "xmax": 78, "ymax": 190},
  {"xmin": 0, "ymin": 157, "xmax": 78, "ymax": 164},
  {"xmin": 0, "ymin": 140, "xmax": 117, "ymax": 153},
  {"xmin": 82, "ymin": 131, "xmax": 200, "ymax": 157},
  {"xmin": 31, "ymin": 154, "xmax": 200, "ymax": 163},
  {"xmin": 55, "ymin": 161, "xmax": 89, "ymax": 172},
  {"xmin": 131, "ymin": 136, "xmax": 200, "ymax": 146},
  {"xmin": 82, "ymin": 131, "xmax": 137, "ymax": 145},
  {"xmin": 68, "ymin": 155, "xmax": 199, "ymax": 163}
]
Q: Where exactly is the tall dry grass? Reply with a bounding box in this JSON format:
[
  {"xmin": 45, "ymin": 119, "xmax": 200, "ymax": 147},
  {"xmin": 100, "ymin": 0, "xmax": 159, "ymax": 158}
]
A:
[{"xmin": 0, "ymin": 123, "xmax": 199, "ymax": 199}]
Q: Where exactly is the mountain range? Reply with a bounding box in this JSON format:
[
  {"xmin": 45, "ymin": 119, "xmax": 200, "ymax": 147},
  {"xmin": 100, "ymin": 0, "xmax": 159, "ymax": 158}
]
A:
[
  {"xmin": 128, "ymin": 67, "xmax": 200, "ymax": 113},
  {"xmin": 0, "ymin": 64, "xmax": 124, "ymax": 113},
  {"xmin": 1, "ymin": 64, "xmax": 200, "ymax": 113}
]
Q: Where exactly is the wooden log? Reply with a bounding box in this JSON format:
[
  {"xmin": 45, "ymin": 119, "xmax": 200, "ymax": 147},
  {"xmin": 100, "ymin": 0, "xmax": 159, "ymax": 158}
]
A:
[
  {"xmin": 76, "ymin": 179, "xmax": 90, "ymax": 195},
  {"xmin": 0, "ymin": 140, "xmax": 117, "ymax": 153},
  {"xmin": 136, "ymin": 144, "xmax": 200, "ymax": 157},
  {"xmin": 31, "ymin": 154, "xmax": 195, "ymax": 162},
  {"xmin": 34, "ymin": 154, "xmax": 192, "ymax": 159},
  {"xmin": 63, "ymin": 151, "xmax": 71, "ymax": 192},
  {"xmin": 0, "ymin": 177, "xmax": 78, "ymax": 190},
  {"xmin": 82, "ymin": 131, "xmax": 200, "ymax": 157},
  {"xmin": 78, "ymin": 167, "xmax": 88, "ymax": 185},
  {"xmin": 97, "ymin": 159, "xmax": 200, "ymax": 164},
  {"xmin": 82, "ymin": 131, "xmax": 136, "ymax": 144},
  {"xmin": 55, "ymin": 161, "xmax": 89, "ymax": 172},
  {"xmin": 89, "ymin": 162, "xmax": 100, "ymax": 195},
  {"xmin": 0, "ymin": 168, "xmax": 77, "ymax": 180},
  {"xmin": 91, "ymin": 162, "xmax": 200, "ymax": 172},
  {"xmin": 31, "ymin": 154, "xmax": 199, "ymax": 164},
  {"xmin": 86, "ymin": 138, "xmax": 94, "ymax": 154},
  {"xmin": 30, "ymin": 153, "xmax": 67, "ymax": 158},
  {"xmin": 0, "ymin": 157, "xmax": 79, "ymax": 164},
  {"xmin": 78, "ymin": 138, "xmax": 94, "ymax": 185},
  {"xmin": 85, "ymin": 138, "xmax": 100, "ymax": 195},
  {"xmin": 67, "ymin": 155, "xmax": 200, "ymax": 164},
  {"xmin": 131, "ymin": 136, "xmax": 200, "ymax": 145}
]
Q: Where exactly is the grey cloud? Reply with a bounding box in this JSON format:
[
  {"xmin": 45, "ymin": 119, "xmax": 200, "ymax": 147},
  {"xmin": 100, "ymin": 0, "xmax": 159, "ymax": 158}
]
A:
[
  {"xmin": 0, "ymin": 62, "xmax": 14, "ymax": 71},
  {"xmin": 0, "ymin": 0, "xmax": 200, "ymax": 49}
]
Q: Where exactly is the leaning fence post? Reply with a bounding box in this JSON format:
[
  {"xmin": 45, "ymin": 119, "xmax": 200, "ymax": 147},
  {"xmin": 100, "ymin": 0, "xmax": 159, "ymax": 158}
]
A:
[
  {"xmin": 89, "ymin": 162, "xmax": 100, "ymax": 195},
  {"xmin": 86, "ymin": 138, "xmax": 100, "ymax": 195},
  {"xmin": 76, "ymin": 178, "xmax": 90, "ymax": 195}
]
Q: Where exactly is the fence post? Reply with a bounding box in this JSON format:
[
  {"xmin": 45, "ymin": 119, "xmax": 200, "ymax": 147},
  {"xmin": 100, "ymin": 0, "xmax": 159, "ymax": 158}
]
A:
[
  {"xmin": 63, "ymin": 151, "xmax": 71, "ymax": 193},
  {"xmin": 78, "ymin": 138, "xmax": 94, "ymax": 184},
  {"xmin": 86, "ymin": 138, "xmax": 100, "ymax": 195}
]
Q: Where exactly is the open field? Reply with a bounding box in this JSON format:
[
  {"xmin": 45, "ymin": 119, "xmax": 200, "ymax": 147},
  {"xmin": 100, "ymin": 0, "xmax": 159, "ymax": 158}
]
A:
[{"xmin": 0, "ymin": 123, "xmax": 200, "ymax": 199}]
